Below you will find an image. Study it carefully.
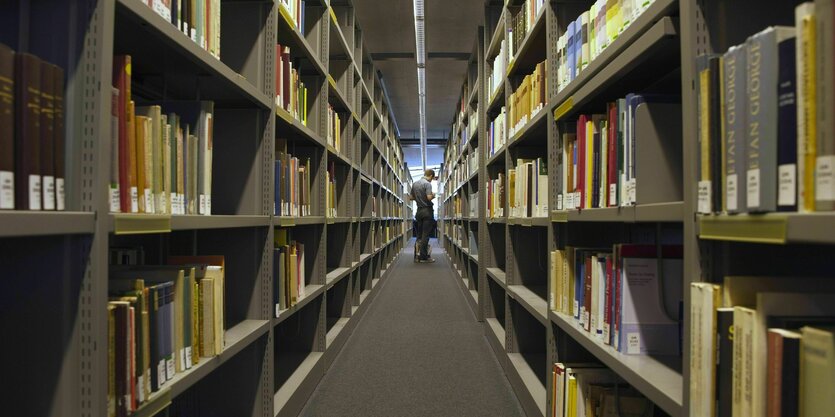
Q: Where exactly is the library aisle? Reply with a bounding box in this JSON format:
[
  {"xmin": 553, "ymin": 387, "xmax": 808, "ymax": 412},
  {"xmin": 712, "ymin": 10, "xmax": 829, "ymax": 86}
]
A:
[{"xmin": 300, "ymin": 239, "xmax": 524, "ymax": 417}]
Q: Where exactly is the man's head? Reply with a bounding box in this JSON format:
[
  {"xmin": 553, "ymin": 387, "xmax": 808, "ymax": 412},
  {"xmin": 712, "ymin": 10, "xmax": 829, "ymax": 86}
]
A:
[{"xmin": 424, "ymin": 169, "xmax": 435, "ymax": 181}]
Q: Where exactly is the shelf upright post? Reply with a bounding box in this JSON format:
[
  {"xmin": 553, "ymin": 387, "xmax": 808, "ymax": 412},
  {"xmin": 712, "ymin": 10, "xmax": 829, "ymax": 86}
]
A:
[{"xmin": 477, "ymin": 26, "xmax": 487, "ymax": 323}]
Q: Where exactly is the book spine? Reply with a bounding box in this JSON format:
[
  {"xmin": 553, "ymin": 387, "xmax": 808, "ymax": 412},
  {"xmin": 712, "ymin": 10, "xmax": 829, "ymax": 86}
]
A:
[
  {"xmin": 0, "ymin": 44, "xmax": 14, "ymax": 209},
  {"xmin": 746, "ymin": 29, "xmax": 780, "ymax": 212},
  {"xmin": 15, "ymin": 53, "xmax": 42, "ymax": 210},
  {"xmin": 716, "ymin": 309, "xmax": 734, "ymax": 417},
  {"xmin": 53, "ymin": 66, "xmax": 65, "ymax": 211},
  {"xmin": 724, "ymin": 46, "xmax": 747, "ymax": 213},
  {"xmin": 40, "ymin": 62, "xmax": 55, "ymax": 211},
  {"xmin": 816, "ymin": 0, "xmax": 835, "ymax": 210},
  {"xmin": 777, "ymin": 36, "xmax": 798, "ymax": 212}
]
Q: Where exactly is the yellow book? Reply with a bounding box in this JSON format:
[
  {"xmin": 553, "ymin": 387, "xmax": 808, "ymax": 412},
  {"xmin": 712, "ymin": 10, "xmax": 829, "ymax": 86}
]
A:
[
  {"xmin": 800, "ymin": 6, "xmax": 816, "ymax": 211},
  {"xmin": 135, "ymin": 115, "xmax": 148, "ymax": 214},
  {"xmin": 699, "ymin": 68, "xmax": 711, "ymax": 182},
  {"xmin": 585, "ymin": 120, "xmax": 594, "ymax": 208},
  {"xmin": 107, "ymin": 304, "xmax": 116, "ymax": 417},
  {"xmin": 127, "ymin": 101, "xmax": 138, "ymax": 213},
  {"xmin": 200, "ymin": 277, "xmax": 215, "ymax": 357},
  {"xmin": 567, "ymin": 375, "xmax": 578, "ymax": 417}
]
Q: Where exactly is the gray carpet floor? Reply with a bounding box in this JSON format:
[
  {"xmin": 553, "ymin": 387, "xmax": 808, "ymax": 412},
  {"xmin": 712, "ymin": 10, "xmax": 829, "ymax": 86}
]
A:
[{"xmin": 299, "ymin": 239, "xmax": 525, "ymax": 417}]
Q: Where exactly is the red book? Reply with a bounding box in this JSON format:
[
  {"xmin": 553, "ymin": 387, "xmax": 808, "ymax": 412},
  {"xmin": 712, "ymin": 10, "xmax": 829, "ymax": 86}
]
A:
[
  {"xmin": 112, "ymin": 55, "xmax": 131, "ymax": 213},
  {"xmin": 14, "ymin": 52, "xmax": 42, "ymax": 210},
  {"xmin": 604, "ymin": 253, "xmax": 613, "ymax": 345},
  {"xmin": 607, "ymin": 102, "xmax": 618, "ymax": 207},
  {"xmin": 282, "ymin": 46, "xmax": 291, "ymax": 110},
  {"xmin": 275, "ymin": 43, "xmax": 283, "ymax": 104}
]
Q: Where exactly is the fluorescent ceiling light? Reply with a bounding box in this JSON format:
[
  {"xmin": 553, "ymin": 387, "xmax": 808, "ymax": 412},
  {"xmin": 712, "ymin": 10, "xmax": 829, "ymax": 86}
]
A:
[{"xmin": 413, "ymin": 0, "xmax": 428, "ymax": 170}]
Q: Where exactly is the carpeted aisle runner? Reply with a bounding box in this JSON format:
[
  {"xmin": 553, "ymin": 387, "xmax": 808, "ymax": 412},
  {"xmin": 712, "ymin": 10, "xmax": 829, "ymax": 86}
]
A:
[{"xmin": 299, "ymin": 239, "xmax": 525, "ymax": 417}]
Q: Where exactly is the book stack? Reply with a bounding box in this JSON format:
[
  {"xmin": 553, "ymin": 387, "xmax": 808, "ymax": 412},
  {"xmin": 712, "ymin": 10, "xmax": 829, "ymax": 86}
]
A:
[
  {"xmin": 327, "ymin": 104, "xmax": 342, "ymax": 152},
  {"xmin": 557, "ymin": 95, "xmax": 677, "ymax": 211},
  {"xmin": 488, "ymin": 39, "xmax": 507, "ymax": 100},
  {"xmin": 508, "ymin": 0, "xmax": 547, "ymax": 60},
  {"xmin": 486, "ymin": 173, "xmax": 506, "ymax": 219},
  {"xmin": 144, "ymin": 0, "xmax": 221, "ymax": 58},
  {"xmin": 556, "ymin": 0, "xmax": 655, "ymax": 92},
  {"xmin": 274, "ymin": 139, "xmax": 312, "ymax": 217},
  {"xmin": 697, "ymin": 3, "xmax": 835, "ymax": 214},
  {"xmin": 689, "ymin": 278, "xmax": 835, "ymax": 417},
  {"xmin": 0, "ymin": 44, "xmax": 66, "ymax": 211},
  {"xmin": 508, "ymin": 60, "xmax": 547, "ymax": 138},
  {"xmin": 326, "ymin": 161, "xmax": 337, "ymax": 218},
  {"xmin": 111, "ymin": 56, "xmax": 214, "ymax": 216},
  {"xmin": 276, "ymin": 44, "xmax": 309, "ymax": 126},
  {"xmin": 551, "ymin": 364, "xmax": 654, "ymax": 417},
  {"xmin": 107, "ymin": 256, "xmax": 225, "ymax": 417},
  {"xmin": 549, "ymin": 245, "xmax": 682, "ymax": 355},
  {"xmin": 279, "ymin": 0, "xmax": 306, "ymax": 33},
  {"xmin": 488, "ymin": 107, "xmax": 507, "ymax": 157},
  {"xmin": 508, "ymin": 157, "xmax": 548, "ymax": 218},
  {"xmin": 273, "ymin": 229, "xmax": 307, "ymax": 314}
]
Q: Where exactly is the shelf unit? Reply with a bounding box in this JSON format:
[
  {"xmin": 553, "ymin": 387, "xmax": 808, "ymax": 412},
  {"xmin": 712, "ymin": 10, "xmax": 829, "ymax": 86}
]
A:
[
  {"xmin": 0, "ymin": 1, "xmax": 410, "ymax": 416},
  {"xmin": 441, "ymin": 1, "xmax": 687, "ymax": 417}
]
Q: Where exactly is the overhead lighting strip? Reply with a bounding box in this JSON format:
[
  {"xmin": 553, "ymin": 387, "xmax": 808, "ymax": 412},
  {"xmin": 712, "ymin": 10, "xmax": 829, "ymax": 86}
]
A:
[{"xmin": 413, "ymin": 0, "xmax": 427, "ymax": 170}]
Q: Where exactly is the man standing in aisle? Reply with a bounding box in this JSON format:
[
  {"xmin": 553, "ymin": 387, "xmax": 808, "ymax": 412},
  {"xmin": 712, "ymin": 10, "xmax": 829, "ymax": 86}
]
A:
[{"xmin": 410, "ymin": 169, "xmax": 436, "ymax": 263}]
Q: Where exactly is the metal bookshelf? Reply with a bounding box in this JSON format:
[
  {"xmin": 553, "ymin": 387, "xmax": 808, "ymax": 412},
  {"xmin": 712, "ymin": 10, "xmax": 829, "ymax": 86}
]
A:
[
  {"xmin": 442, "ymin": 1, "xmax": 687, "ymax": 417},
  {"xmin": 0, "ymin": 1, "xmax": 410, "ymax": 416}
]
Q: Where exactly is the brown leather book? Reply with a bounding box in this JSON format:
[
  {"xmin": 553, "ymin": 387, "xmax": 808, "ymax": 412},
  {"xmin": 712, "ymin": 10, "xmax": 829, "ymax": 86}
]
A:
[
  {"xmin": 0, "ymin": 43, "xmax": 14, "ymax": 209},
  {"xmin": 40, "ymin": 61, "xmax": 55, "ymax": 210},
  {"xmin": 53, "ymin": 65, "xmax": 65, "ymax": 210},
  {"xmin": 15, "ymin": 52, "xmax": 41, "ymax": 210}
]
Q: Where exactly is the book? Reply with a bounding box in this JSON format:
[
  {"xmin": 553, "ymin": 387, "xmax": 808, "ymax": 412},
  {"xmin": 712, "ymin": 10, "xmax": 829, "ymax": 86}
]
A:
[
  {"xmin": 52, "ymin": 65, "xmax": 65, "ymax": 211},
  {"xmin": 15, "ymin": 53, "xmax": 42, "ymax": 210},
  {"xmin": 689, "ymin": 282, "xmax": 721, "ymax": 417},
  {"xmin": 766, "ymin": 328, "xmax": 801, "ymax": 417},
  {"xmin": 815, "ymin": 0, "xmax": 835, "ymax": 210},
  {"xmin": 0, "ymin": 43, "xmax": 14, "ymax": 210},
  {"xmin": 723, "ymin": 45, "xmax": 747, "ymax": 213},
  {"xmin": 168, "ymin": 255, "xmax": 225, "ymax": 355},
  {"xmin": 797, "ymin": 3, "xmax": 816, "ymax": 212},
  {"xmin": 745, "ymin": 27, "xmax": 795, "ymax": 212},
  {"xmin": 113, "ymin": 55, "xmax": 131, "ymax": 213},
  {"xmin": 697, "ymin": 54, "xmax": 721, "ymax": 214},
  {"xmin": 800, "ymin": 326, "xmax": 835, "ymax": 416},
  {"xmin": 777, "ymin": 34, "xmax": 798, "ymax": 211},
  {"xmin": 732, "ymin": 306, "xmax": 755, "ymax": 417},
  {"xmin": 110, "ymin": 88, "xmax": 121, "ymax": 212},
  {"xmin": 716, "ymin": 307, "xmax": 734, "ymax": 417},
  {"xmin": 39, "ymin": 62, "xmax": 55, "ymax": 211}
]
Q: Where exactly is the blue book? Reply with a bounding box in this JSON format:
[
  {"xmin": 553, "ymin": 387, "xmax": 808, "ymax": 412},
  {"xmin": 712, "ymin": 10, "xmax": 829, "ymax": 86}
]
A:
[
  {"xmin": 777, "ymin": 35, "xmax": 797, "ymax": 211},
  {"xmin": 566, "ymin": 21, "xmax": 576, "ymax": 82}
]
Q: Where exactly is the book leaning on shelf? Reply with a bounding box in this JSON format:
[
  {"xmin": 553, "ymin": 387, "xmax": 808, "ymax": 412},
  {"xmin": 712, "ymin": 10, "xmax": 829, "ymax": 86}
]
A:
[
  {"xmin": 111, "ymin": 55, "xmax": 214, "ymax": 216},
  {"xmin": 274, "ymin": 139, "xmax": 312, "ymax": 217},
  {"xmin": 689, "ymin": 277, "xmax": 835, "ymax": 417},
  {"xmin": 551, "ymin": 363, "xmax": 655, "ymax": 417},
  {"xmin": 508, "ymin": 60, "xmax": 547, "ymax": 137},
  {"xmin": 142, "ymin": 0, "xmax": 221, "ymax": 58},
  {"xmin": 555, "ymin": 0, "xmax": 657, "ymax": 93},
  {"xmin": 550, "ymin": 244, "xmax": 682, "ymax": 356},
  {"xmin": 273, "ymin": 229, "xmax": 307, "ymax": 315},
  {"xmin": 107, "ymin": 255, "xmax": 225, "ymax": 417},
  {"xmin": 508, "ymin": 157, "xmax": 548, "ymax": 218},
  {"xmin": 276, "ymin": 44, "xmax": 309, "ymax": 126},
  {"xmin": 0, "ymin": 44, "xmax": 67, "ymax": 211},
  {"xmin": 697, "ymin": 1, "xmax": 835, "ymax": 214}
]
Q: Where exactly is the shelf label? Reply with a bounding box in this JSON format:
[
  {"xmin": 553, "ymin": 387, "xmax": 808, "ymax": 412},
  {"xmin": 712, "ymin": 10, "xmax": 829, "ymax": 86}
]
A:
[
  {"xmin": 747, "ymin": 168, "xmax": 760, "ymax": 209},
  {"xmin": 0, "ymin": 171, "xmax": 13, "ymax": 209},
  {"xmin": 130, "ymin": 186, "xmax": 139, "ymax": 213},
  {"xmin": 28, "ymin": 174, "xmax": 41, "ymax": 210},
  {"xmin": 726, "ymin": 174, "xmax": 738, "ymax": 211},
  {"xmin": 42, "ymin": 175, "xmax": 55, "ymax": 210},
  {"xmin": 816, "ymin": 155, "xmax": 835, "ymax": 201},
  {"xmin": 697, "ymin": 180, "xmax": 711, "ymax": 214},
  {"xmin": 778, "ymin": 164, "xmax": 796, "ymax": 206},
  {"xmin": 627, "ymin": 332, "xmax": 641, "ymax": 354},
  {"xmin": 109, "ymin": 186, "xmax": 121, "ymax": 213},
  {"xmin": 56, "ymin": 178, "xmax": 65, "ymax": 211}
]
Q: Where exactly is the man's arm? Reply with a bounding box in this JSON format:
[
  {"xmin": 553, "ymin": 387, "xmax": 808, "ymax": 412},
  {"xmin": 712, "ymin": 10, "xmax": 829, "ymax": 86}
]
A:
[{"xmin": 425, "ymin": 182, "xmax": 435, "ymax": 201}]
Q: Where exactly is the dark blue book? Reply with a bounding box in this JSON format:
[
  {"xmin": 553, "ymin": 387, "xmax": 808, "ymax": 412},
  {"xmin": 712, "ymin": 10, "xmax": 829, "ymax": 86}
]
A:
[
  {"xmin": 777, "ymin": 37, "xmax": 798, "ymax": 211},
  {"xmin": 274, "ymin": 160, "xmax": 282, "ymax": 215}
]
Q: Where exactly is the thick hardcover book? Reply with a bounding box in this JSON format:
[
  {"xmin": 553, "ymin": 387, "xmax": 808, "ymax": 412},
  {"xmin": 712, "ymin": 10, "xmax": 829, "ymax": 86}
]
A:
[
  {"xmin": 815, "ymin": 0, "xmax": 835, "ymax": 210},
  {"xmin": 113, "ymin": 55, "xmax": 131, "ymax": 213},
  {"xmin": 53, "ymin": 65, "xmax": 65, "ymax": 210},
  {"xmin": 777, "ymin": 37, "xmax": 798, "ymax": 211},
  {"xmin": 696, "ymin": 54, "xmax": 719, "ymax": 213},
  {"xmin": 40, "ymin": 62, "xmax": 56, "ymax": 210},
  {"xmin": 800, "ymin": 326, "xmax": 835, "ymax": 417},
  {"xmin": 723, "ymin": 45, "xmax": 747, "ymax": 213},
  {"xmin": 0, "ymin": 43, "xmax": 14, "ymax": 209},
  {"xmin": 746, "ymin": 27, "xmax": 795, "ymax": 212},
  {"xmin": 766, "ymin": 329, "xmax": 800, "ymax": 417},
  {"xmin": 15, "ymin": 53, "xmax": 42, "ymax": 210},
  {"xmin": 689, "ymin": 283, "xmax": 720, "ymax": 417}
]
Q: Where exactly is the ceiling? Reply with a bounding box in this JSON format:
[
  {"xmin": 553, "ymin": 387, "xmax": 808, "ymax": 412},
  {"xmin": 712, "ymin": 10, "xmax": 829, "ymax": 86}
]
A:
[{"xmin": 353, "ymin": 0, "xmax": 485, "ymax": 140}]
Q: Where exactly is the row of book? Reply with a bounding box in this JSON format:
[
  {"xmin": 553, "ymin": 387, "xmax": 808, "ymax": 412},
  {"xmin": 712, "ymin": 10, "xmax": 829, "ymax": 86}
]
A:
[
  {"xmin": 557, "ymin": 95, "xmax": 675, "ymax": 211},
  {"xmin": 143, "ymin": 0, "xmax": 221, "ymax": 58},
  {"xmin": 549, "ymin": 245, "xmax": 682, "ymax": 355},
  {"xmin": 468, "ymin": 191, "xmax": 479, "ymax": 218},
  {"xmin": 274, "ymin": 146, "xmax": 311, "ymax": 217},
  {"xmin": 486, "ymin": 173, "xmax": 506, "ymax": 218},
  {"xmin": 488, "ymin": 38, "xmax": 507, "ymax": 100},
  {"xmin": 507, "ymin": 0, "xmax": 547, "ymax": 61},
  {"xmin": 107, "ymin": 255, "xmax": 226, "ymax": 417},
  {"xmin": 326, "ymin": 104, "xmax": 342, "ymax": 153},
  {"xmin": 551, "ymin": 363, "xmax": 654, "ymax": 417},
  {"xmin": 0, "ymin": 45, "xmax": 66, "ymax": 211},
  {"xmin": 508, "ymin": 157, "xmax": 548, "ymax": 218},
  {"xmin": 555, "ymin": 0, "xmax": 655, "ymax": 92},
  {"xmin": 508, "ymin": 60, "xmax": 547, "ymax": 138},
  {"xmin": 326, "ymin": 161, "xmax": 337, "ymax": 218},
  {"xmin": 698, "ymin": 2, "xmax": 835, "ymax": 214},
  {"xmin": 468, "ymin": 106, "xmax": 479, "ymax": 138},
  {"xmin": 488, "ymin": 106, "xmax": 508, "ymax": 158},
  {"xmin": 450, "ymin": 194, "xmax": 463, "ymax": 218},
  {"xmin": 690, "ymin": 277, "xmax": 835, "ymax": 417},
  {"xmin": 112, "ymin": 55, "xmax": 214, "ymax": 215},
  {"xmin": 273, "ymin": 229, "xmax": 307, "ymax": 315},
  {"xmin": 276, "ymin": 44, "xmax": 309, "ymax": 126},
  {"xmin": 279, "ymin": 0, "xmax": 306, "ymax": 33}
]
